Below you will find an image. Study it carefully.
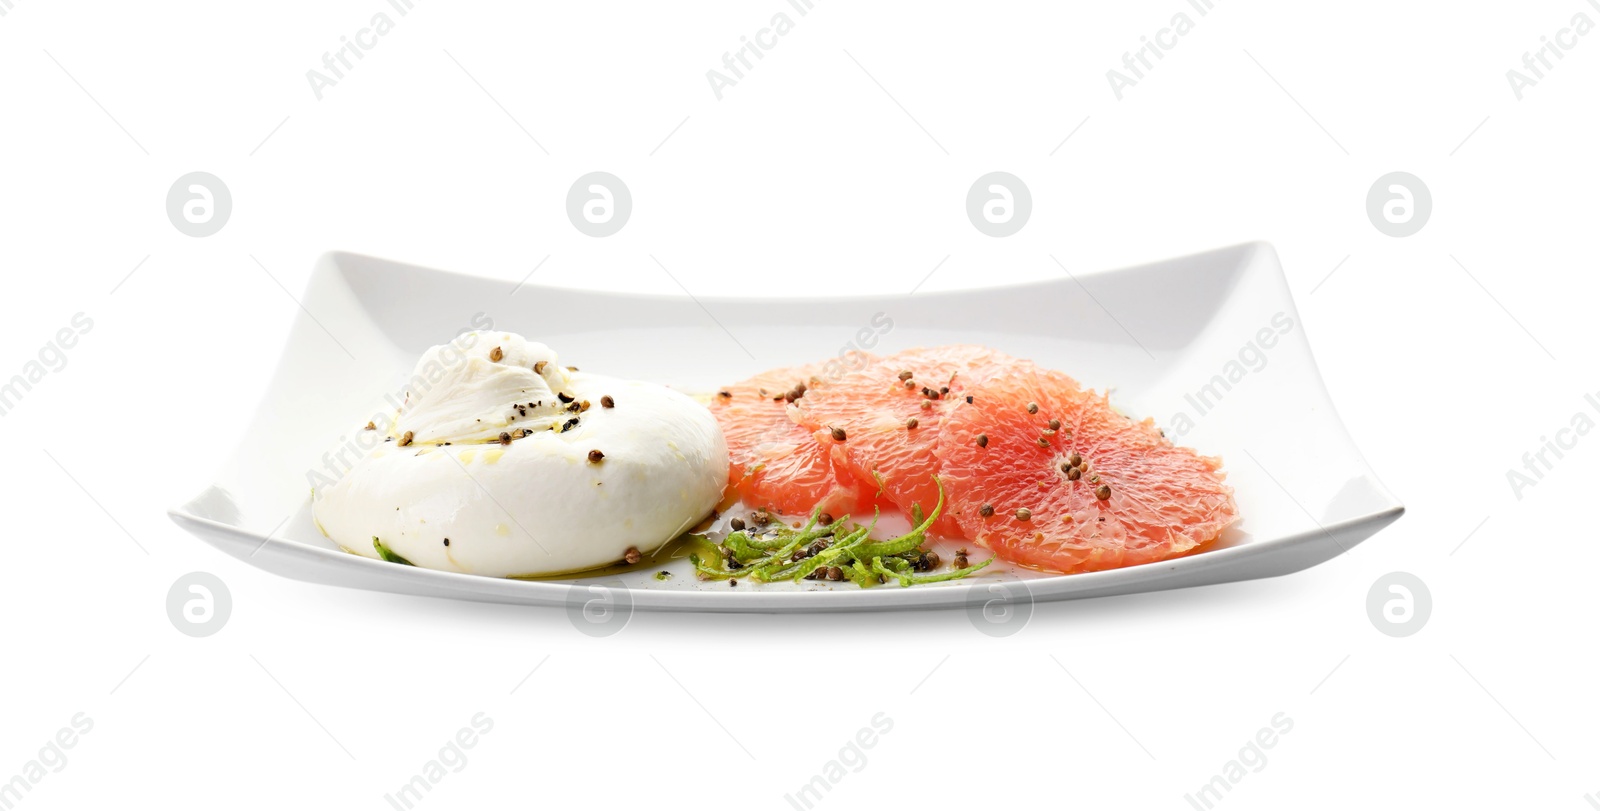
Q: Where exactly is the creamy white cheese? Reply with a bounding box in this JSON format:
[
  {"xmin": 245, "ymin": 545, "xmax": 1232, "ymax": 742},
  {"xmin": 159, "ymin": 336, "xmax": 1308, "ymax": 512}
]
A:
[{"xmin": 313, "ymin": 332, "xmax": 728, "ymax": 577}]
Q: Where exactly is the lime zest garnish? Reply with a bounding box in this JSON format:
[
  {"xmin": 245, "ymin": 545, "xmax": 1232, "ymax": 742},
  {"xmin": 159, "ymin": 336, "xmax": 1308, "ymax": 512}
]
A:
[
  {"xmin": 691, "ymin": 478, "xmax": 990, "ymax": 589},
  {"xmin": 372, "ymin": 537, "xmax": 414, "ymax": 566},
  {"xmin": 908, "ymin": 556, "xmax": 994, "ymax": 584}
]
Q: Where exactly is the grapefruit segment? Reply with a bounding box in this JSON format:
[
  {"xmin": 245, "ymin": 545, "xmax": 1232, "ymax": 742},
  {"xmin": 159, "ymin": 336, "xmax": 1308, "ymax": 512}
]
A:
[
  {"xmin": 795, "ymin": 345, "xmax": 1023, "ymax": 538},
  {"xmin": 709, "ymin": 363, "xmax": 878, "ymax": 517},
  {"xmin": 937, "ymin": 367, "xmax": 1237, "ymax": 573}
]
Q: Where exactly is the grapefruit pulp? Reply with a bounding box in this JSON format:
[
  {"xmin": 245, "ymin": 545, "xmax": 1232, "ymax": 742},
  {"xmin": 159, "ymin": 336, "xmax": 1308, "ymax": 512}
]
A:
[{"xmin": 936, "ymin": 366, "xmax": 1237, "ymax": 573}]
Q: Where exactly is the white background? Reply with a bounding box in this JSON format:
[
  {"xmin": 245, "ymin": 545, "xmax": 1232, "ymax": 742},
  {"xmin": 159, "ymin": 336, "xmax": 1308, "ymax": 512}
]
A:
[{"xmin": 2, "ymin": 1, "xmax": 1597, "ymax": 808}]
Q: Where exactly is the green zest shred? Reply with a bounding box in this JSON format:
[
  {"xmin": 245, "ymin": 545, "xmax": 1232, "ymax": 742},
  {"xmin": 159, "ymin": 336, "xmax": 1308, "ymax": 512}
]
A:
[
  {"xmin": 692, "ymin": 478, "xmax": 995, "ymax": 589},
  {"xmin": 906, "ymin": 556, "xmax": 993, "ymax": 584},
  {"xmin": 372, "ymin": 537, "xmax": 414, "ymax": 566}
]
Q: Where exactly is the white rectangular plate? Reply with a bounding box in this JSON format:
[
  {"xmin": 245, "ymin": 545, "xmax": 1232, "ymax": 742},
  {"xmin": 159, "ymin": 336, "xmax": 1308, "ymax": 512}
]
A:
[{"xmin": 169, "ymin": 243, "xmax": 1402, "ymax": 613}]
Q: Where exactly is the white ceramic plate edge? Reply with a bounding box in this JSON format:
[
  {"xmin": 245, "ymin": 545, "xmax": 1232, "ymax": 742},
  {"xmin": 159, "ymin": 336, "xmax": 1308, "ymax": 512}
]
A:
[{"xmin": 168, "ymin": 505, "xmax": 1401, "ymax": 613}]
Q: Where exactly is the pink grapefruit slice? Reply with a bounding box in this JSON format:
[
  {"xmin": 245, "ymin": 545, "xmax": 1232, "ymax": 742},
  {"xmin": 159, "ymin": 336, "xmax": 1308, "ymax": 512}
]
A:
[
  {"xmin": 937, "ymin": 366, "xmax": 1237, "ymax": 573},
  {"xmin": 709, "ymin": 363, "xmax": 879, "ymax": 518},
  {"xmin": 795, "ymin": 345, "xmax": 1023, "ymax": 538}
]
